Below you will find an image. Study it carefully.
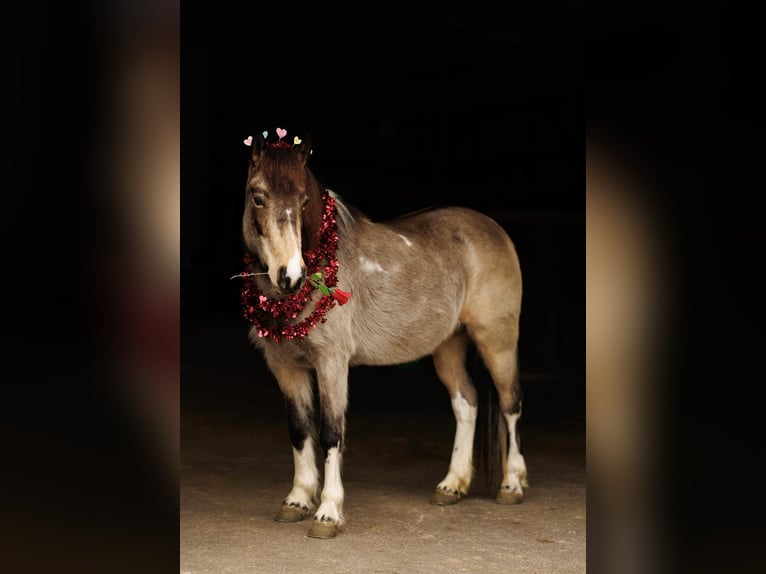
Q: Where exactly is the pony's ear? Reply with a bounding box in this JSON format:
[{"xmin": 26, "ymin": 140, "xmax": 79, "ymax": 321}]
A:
[
  {"xmin": 251, "ymin": 131, "xmax": 267, "ymax": 164},
  {"xmin": 294, "ymin": 134, "xmax": 312, "ymax": 165}
]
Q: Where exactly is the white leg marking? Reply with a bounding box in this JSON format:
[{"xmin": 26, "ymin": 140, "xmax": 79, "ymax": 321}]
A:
[
  {"xmin": 315, "ymin": 447, "xmax": 345, "ymax": 524},
  {"xmin": 397, "ymin": 233, "xmax": 413, "ymax": 247},
  {"xmin": 437, "ymin": 392, "xmax": 477, "ymax": 495},
  {"xmin": 284, "ymin": 438, "xmax": 319, "ymax": 509},
  {"xmin": 286, "ymin": 249, "xmax": 302, "ymax": 283},
  {"xmin": 502, "ymin": 413, "xmax": 528, "ymax": 493}
]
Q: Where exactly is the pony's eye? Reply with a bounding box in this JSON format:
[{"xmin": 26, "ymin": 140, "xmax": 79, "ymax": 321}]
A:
[
  {"xmin": 252, "ymin": 195, "xmax": 265, "ymax": 207},
  {"xmin": 301, "ymin": 195, "xmax": 309, "ymax": 210}
]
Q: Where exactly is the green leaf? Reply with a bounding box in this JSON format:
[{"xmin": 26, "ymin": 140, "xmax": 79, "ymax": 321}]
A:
[
  {"xmin": 318, "ymin": 284, "xmax": 331, "ymax": 296},
  {"xmin": 310, "ymin": 272, "xmax": 323, "ymax": 281}
]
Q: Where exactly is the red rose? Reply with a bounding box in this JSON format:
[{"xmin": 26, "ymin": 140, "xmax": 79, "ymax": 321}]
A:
[{"xmin": 331, "ymin": 288, "xmax": 351, "ymax": 305}]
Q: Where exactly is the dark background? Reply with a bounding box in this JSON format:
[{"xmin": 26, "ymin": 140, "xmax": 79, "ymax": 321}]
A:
[
  {"xmin": 587, "ymin": 2, "xmax": 766, "ymax": 573},
  {"xmin": 182, "ymin": 2, "xmax": 585, "ymax": 423},
  {"xmin": 5, "ymin": 1, "xmax": 763, "ymax": 573}
]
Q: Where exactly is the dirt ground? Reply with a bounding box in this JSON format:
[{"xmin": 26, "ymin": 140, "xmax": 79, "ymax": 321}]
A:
[{"xmin": 181, "ymin": 318, "xmax": 585, "ymax": 574}]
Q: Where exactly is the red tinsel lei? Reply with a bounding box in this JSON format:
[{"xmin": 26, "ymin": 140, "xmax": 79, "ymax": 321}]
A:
[{"xmin": 240, "ymin": 190, "xmax": 341, "ymax": 342}]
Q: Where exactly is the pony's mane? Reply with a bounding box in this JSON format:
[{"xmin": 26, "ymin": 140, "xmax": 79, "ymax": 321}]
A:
[
  {"xmin": 300, "ymin": 173, "xmax": 325, "ymax": 253},
  {"xmin": 328, "ymin": 190, "xmax": 357, "ymax": 231}
]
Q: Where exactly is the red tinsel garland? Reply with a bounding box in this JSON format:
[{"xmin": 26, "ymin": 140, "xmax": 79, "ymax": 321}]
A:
[
  {"xmin": 266, "ymin": 141, "xmax": 292, "ymax": 150},
  {"xmin": 240, "ymin": 190, "xmax": 341, "ymax": 342}
]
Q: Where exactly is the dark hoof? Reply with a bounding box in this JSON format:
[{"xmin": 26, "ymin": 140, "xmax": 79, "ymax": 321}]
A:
[
  {"xmin": 495, "ymin": 488, "xmax": 524, "ymax": 505},
  {"xmin": 307, "ymin": 520, "xmax": 339, "ymax": 539},
  {"xmin": 430, "ymin": 489, "xmax": 462, "ymax": 506},
  {"xmin": 274, "ymin": 504, "xmax": 311, "ymax": 522}
]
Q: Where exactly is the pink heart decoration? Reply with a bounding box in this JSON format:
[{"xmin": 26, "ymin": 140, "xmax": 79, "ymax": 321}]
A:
[
  {"xmin": 243, "ymin": 135, "xmax": 253, "ymax": 146},
  {"xmin": 276, "ymin": 127, "xmax": 287, "ymax": 139}
]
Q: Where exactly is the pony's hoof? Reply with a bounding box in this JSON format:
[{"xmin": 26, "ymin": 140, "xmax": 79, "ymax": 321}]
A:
[
  {"xmin": 307, "ymin": 519, "xmax": 339, "ymax": 539},
  {"xmin": 430, "ymin": 489, "xmax": 462, "ymax": 506},
  {"xmin": 495, "ymin": 488, "xmax": 524, "ymax": 505},
  {"xmin": 274, "ymin": 504, "xmax": 311, "ymax": 522}
]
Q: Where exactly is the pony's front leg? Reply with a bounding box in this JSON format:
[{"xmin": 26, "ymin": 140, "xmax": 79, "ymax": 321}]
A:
[
  {"xmin": 264, "ymin": 350, "xmax": 319, "ymax": 523},
  {"xmin": 308, "ymin": 357, "xmax": 349, "ymax": 539}
]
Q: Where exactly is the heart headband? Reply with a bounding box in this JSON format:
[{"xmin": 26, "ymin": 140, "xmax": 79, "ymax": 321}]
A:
[{"xmin": 243, "ymin": 127, "xmax": 307, "ymax": 150}]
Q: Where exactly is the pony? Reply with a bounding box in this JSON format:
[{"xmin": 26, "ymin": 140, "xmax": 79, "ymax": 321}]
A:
[{"xmin": 238, "ymin": 132, "xmax": 527, "ymax": 539}]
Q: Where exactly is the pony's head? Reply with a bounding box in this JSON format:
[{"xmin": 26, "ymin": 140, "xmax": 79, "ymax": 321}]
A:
[{"xmin": 242, "ymin": 132, "xmax": 323, "ymax": 296}]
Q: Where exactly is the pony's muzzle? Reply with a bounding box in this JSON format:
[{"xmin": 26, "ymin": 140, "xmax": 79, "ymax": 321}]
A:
[{"xmin": 277, "ymin": 265, "xmax": 306, "ymax": 294}]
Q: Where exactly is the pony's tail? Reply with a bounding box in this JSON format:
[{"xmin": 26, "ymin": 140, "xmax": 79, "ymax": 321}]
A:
[{"xmin": 471, "ymin": 345, "xmax": 505, "ymax": 496}]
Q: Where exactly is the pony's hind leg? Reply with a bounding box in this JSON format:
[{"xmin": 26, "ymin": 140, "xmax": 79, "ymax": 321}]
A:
[
  {"xmin": 263, "ymin": 349, "xmax": 319, "ymax": 522},
  {"xmin": 430, "ymin": 331, "xmax": 478, "ymax": 505},
  {"xmin": 471, "ymin": 327, "xmax": 528, "ymax": 504}
]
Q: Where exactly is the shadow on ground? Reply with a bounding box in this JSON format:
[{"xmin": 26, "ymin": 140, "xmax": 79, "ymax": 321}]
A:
[{"xmin": 181, "ymin": 317, "xmax": 585, "ymax": 574}]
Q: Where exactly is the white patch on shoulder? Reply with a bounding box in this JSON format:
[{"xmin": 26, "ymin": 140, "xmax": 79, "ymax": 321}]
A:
[
  {"xmin": 286, "ymin": 249, "xmax": 302, "ymax": 282},
  {"xmin": 359, "ymin": 256, "xmax": 385, "ymax": 273},
  {"xmin": 398, "ymin": 234, "xmax": 413, "ymax": 247}
]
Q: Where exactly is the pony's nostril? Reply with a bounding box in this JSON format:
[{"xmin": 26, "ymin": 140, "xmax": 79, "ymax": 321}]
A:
[
  {"xmin": 277, "ymin": 266, "xmax": 289, "ymax": 289},
  {"xmin": 277, "ymin": 265, "xmax": 304, "ymax": 293}
]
